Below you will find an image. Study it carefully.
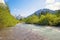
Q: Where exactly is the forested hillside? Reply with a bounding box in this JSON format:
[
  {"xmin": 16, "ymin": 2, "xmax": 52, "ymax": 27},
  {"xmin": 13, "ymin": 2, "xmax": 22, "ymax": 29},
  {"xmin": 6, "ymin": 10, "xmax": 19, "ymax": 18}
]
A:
[
  {"xmin": 0, "ymin": 3, "xmax": 18, "ymax": 29},
  {"xmin": 20, "ymin": 9, "xmax": 60, "ymax": 26}
]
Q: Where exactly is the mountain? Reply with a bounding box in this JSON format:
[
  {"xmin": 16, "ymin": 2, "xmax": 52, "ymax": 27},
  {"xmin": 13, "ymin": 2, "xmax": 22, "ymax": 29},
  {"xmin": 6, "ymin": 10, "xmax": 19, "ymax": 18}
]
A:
[
  {"xmin": 23, "ymin": 9, "xmax": 60, "ymax": 26},
  {"xmin": 16, "ymin": 15, "xmax": 25, "ymax": 20},
  {"xmin": 34, "ymin": 9, "xmax": 55, "ymax": 16},
  {"xmin": 26, "ymin": 9, "xmax": 56, "ymax": 18}
]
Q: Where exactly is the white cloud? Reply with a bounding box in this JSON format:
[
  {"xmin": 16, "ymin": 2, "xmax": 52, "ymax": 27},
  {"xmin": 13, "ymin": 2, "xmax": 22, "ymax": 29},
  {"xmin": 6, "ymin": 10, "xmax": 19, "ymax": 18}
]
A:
[
  {"xmin": 45, "ymin": 0, "xmax": 60, "ymax": 10},
  {"xmin": 46, "ymin": 0, "xmax": 55, "ymax": 4},
  {"xmin": 45, "ymin": 2, "xmax": 60, "ymax": 10}
]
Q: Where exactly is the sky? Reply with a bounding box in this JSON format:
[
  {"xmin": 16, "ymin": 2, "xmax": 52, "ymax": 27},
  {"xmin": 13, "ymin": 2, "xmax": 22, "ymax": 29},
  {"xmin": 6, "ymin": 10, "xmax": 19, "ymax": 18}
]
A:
[{"xmin": 4, "ymin": 0, "xmax": 60, "ymax": 17}]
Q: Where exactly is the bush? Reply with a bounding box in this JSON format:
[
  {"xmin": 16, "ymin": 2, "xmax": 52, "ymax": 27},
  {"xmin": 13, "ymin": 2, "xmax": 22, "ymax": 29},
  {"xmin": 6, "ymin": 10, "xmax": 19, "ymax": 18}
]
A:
[
  {"xmin": 38, "ymin": 15, "xmax": 49, "ymax": 25},
  {"xmin": 25, "ymin": 15, "xmax": 39, "ymax": 24}
]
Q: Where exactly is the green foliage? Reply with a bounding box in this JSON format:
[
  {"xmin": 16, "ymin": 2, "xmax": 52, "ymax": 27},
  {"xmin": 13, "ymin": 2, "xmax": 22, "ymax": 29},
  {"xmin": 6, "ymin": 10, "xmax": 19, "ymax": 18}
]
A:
[
  {"xmin": 46, "ymin": 13, "xmax": 57, "ymax": 25},
  {"xmin": 56, "ymin": 10, "xmax": 60, "ymax": 17},
  {"xmin": 22, "ymin": 10, "xmax": 60, "ymax": 26},
  {"xmin": 39, "ymin": 13, "xmax": 58, "ymax": 25},
  {"xmin": 0, "ymin": 3, "xmax": 18, "ymax": 29},
  {"xmin": 38, "ymin": 15, "xmax": 49, "ymax": 25},
  {"xmin": 25, "ymin": 15, "xmax": 39, "ymax": 24}
]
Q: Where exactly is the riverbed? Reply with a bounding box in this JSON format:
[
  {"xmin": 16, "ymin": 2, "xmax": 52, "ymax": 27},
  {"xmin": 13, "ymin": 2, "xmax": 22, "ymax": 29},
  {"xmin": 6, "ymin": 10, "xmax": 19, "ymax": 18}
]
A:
[{"xmin": 0, "ymin": 23, "xmax": 60, "ymax": 40}]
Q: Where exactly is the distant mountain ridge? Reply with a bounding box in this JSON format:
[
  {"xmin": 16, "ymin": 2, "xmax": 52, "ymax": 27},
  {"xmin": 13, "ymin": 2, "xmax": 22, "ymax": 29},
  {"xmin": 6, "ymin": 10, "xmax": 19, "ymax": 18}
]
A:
[
  {"xmin": 16, "ymin": 15, "xmax": 25, "ymax": 19},
  {"xmin": 16, "ymin": 9, "xmax": 60, "ymax": 19},
  {"xmin": 25, "ymin": 9, "xmax": 56, "ymax": 18},
  {"xmin": 34, "ymin": 9, "xmax": 55, "ymax": 15}
]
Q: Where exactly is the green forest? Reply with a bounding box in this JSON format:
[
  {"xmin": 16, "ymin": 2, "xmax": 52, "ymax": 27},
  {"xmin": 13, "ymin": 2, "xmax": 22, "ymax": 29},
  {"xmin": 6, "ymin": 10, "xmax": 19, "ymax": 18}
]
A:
[
  {"xmin": 20, "ymin": 10, "xmax": 60, "ymax": 26},
  {"xmin": 0, "ymin": 3, "xmax": 18, "ymax": 29}
]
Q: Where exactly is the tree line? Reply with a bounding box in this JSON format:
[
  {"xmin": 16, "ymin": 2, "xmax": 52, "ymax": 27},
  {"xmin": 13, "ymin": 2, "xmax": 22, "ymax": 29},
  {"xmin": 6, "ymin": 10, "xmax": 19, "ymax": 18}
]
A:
[{"xmin": 20, "ymin": 10, "xmax": 60, "ymax": 26}]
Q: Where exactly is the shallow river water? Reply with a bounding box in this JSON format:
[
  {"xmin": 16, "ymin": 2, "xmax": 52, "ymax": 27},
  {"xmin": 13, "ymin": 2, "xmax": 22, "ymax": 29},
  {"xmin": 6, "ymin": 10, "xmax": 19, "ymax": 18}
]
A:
[{"xmin": 0, "ymin": 23, "xmax": 60, "ymax": 40}]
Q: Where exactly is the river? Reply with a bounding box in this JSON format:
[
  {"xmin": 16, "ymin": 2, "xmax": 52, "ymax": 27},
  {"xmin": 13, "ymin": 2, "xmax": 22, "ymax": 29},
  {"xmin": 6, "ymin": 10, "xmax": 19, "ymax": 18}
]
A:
[{"xmin": 0, "ymin": 23, "xmax": 60, "ymax": 40}]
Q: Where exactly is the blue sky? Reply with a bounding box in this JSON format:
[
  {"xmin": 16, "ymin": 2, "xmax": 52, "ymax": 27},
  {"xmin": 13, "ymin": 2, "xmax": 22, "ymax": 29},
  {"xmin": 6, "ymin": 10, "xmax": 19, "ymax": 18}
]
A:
[{"xmin": 5, "ymin": 0, "xmax": 60, "ymax": 17}]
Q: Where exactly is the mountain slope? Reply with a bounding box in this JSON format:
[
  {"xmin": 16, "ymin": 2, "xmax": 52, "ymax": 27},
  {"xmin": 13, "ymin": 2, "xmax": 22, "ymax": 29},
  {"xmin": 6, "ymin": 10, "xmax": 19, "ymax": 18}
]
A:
[
  {"xmin": 34, "ymin": 9, "xmax": 55, "ymax": 16},
  {"xmin": 22, "ymin": 9, "xmax": 60, "ymax": 26},
  {"xmin": 0, "ymin": 3, "xmax": 18, "ymax": 28}
]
